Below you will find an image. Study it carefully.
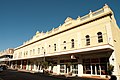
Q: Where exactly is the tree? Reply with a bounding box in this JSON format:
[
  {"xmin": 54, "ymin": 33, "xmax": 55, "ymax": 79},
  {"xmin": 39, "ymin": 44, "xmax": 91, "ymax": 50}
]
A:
[
  {"xmin": 107, "ymin": 64, "xmax": 114, "ymax": 75},
  {"xmin": 41, "ymin": 61, "xmax": 48, "ymax": 69}
]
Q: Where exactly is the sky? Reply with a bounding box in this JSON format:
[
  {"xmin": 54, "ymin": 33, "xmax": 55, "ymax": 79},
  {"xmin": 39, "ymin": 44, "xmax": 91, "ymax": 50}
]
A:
[{"xmin": 0, "ymin": 0, "xmax": 120, "ymax": 51}]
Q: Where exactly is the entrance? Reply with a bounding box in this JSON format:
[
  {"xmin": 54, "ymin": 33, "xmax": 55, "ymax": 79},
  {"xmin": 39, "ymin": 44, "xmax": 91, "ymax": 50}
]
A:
[
  {"xmin": 66, "ymin": 64, "xmax": 71, "ymax": 74},
  {"xmin": 60, "ymin": 64, "xmax": 78, "ymax": 74},
  {"xmin": 92, "ymin": 64, "xmax": 100, "ymax": 75},
  {"xmin": 60, "ymin": 59, "xmax": 78, "ymax": 74}
]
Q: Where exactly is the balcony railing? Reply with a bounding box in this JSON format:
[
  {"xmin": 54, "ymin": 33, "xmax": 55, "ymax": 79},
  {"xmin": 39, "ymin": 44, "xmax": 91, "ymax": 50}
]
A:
[{"xmin": 92, "ymin": 9, "xmax": 104, "ymax": 16}]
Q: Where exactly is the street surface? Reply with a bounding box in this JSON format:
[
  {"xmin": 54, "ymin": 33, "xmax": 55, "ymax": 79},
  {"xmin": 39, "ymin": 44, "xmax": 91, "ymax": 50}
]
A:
[
  {"xmin": 0, "ymin": 69, "xmax": 102, "ymax": 80},
  {"xmin": 0, "ymin": 69, "xmax": 65, "ymax": 80}
]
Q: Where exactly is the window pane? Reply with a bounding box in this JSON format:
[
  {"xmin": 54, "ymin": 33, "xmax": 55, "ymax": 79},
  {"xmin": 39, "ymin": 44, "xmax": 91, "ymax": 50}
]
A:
[
  {"xmin": 71, "ymin": 39, "xmax": 74, "ymax": 48},
  {"xmin": 97, "ymin": 32, "xmax": 103, "ymax": 43},
  {"xmin": 86, "ymin": 35, "xmax": 90, "ymax": 45}
]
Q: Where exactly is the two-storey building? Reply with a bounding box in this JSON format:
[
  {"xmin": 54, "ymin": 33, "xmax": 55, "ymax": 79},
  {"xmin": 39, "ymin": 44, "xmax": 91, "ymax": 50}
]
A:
[
  {"xmin": 0, "ymin": 48, "xmax": 13, "ymax": 66},
  {"xmin": 11, "ymin": 4, "xmax": 120, "ymax": 79}
]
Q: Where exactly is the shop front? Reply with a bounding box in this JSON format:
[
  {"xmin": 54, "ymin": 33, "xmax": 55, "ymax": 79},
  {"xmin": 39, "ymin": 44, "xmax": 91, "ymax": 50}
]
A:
[
  {"xmin": 57, "ymin": 49, "xmax": 112, "ymax": 77},
  {"xmin": 10, "ymin": 48, "xmax": 113, "ymax": 78},
  {"xmin": 60, "ymin": 59, "xmax": 78, "ymax": 75},
  {"xmin": 83, "ymin": 57, "xmax": 109, "ymax": 75}
]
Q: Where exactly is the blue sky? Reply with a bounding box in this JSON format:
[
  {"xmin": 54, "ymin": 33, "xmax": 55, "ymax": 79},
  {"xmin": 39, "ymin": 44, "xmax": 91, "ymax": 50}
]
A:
[{"xmin": 0, "ymin": 0, "xmax": 120, "ymax": 51}]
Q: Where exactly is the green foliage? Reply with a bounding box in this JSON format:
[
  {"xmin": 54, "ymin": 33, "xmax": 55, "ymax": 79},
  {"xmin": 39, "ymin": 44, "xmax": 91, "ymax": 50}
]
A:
[
  {"xmin": 41, "ymin": 61, "xmax": 54, "ymax": 70},
  {"xmin": 41, "ymin": 61, "xmax": 48, "ymax": 69},
  {"xmin": 49, "ymin": 62, "xmax": 53, "ymax": 66},
  {"xmin": 107, "ymin": 64, "xmax": 114, "ymax": 75}
]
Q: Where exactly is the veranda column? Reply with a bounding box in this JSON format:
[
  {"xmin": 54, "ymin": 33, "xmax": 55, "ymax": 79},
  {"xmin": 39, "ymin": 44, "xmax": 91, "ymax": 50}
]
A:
[
  {"xmin": 26, "ymin": 60, "xmax": 28, "ymax": 70},
  {"xmin": 11, "ymin": 62, "xmax": 13, "ymax": 69},
  {"xmin": 33, "ymin": 61, "xmax": 36, "ymax": 71},
  {"xmin": 91, "ymin": 65, "xmax": 93, "ymax": 75},
  {"xmin": 57, "ymin": 59, "xmax": 60, "ymax": 74},
  {"xmin": 20, "ymin": 60, "xmax": 23, "ymax": 69},
  {"xmin": 78, "ymin": 58, "xmax": 83, "ymax": 76},
  {"xmin": 15, "ymin": 61, "xmax": 17, "ymax": 69},
  {"xmin": 38, "ymin": 62, "xmax": 40, "ymax": 71}
]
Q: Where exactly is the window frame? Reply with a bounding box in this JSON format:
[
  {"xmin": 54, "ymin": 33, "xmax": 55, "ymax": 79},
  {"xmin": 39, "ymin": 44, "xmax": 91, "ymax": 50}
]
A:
[
  {"xmin": 54, "ymin": 44, "xmax": 56, "ymax": 51},
  {"xmin": 97, "ymin": 32, "xmax": 103, "ymax": 43},
  {"xmin": 71, "ymin": 39, "xmax": 75, "ymax": 48},
  {"xmin": 63, "ymin": 41, "xmax": 66, "ymax": 50},
  {"xmin": 86, "ymin": 35, "xmax": 90, "ymax": 45}
]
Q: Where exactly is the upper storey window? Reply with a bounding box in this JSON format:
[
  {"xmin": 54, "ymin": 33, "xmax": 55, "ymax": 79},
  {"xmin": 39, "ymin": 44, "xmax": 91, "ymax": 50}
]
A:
[
  {"xmin": 38, "ymin": 48, "xmax": 40, "ymax": 54},
  {"xmin": 86, "ymin": 35, "xmax": 90, "ymax": 45},
  {"xmin": 30, "ymin": 50, "xmax": 32, "ymax": 55},
  {"xmin": 63, "ymin": 41, "xmax": 66, "ymax": 50},
  {"xmin": 54, "ymin": 44, "xmax": 56, "ymax": 51},
  {"xmin": 33, "ymin": 49, "xmax": 35, "ymax": 54},
  {"xmin": 71, "ymin": 39, "xmax": 75, "ymax": 48},
  {"xmin": 97, "ymin": 32, "xmax": 103, "ymax": 43}
]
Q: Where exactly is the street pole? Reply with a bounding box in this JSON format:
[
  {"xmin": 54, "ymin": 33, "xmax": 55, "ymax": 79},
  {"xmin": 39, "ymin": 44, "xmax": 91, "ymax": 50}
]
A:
[
  {"xmin": 44, "ymin": 51, "xmax": 45, "ymax": 62},
  {"xmin": 9, "ymin": 59, "xmax": 10, "ymax": 68},
  {"xmin": 42, "ymin": 47, "xmax": 45, "ymax": 62},
  {"xmin": 42, "ymin": 47, "xmax": 46, "ymax": 73}
]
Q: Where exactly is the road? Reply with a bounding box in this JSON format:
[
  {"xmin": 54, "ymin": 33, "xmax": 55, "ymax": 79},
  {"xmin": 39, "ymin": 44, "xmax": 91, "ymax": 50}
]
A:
[
  {"xmin": 0, "ymin": 69, "xmax": 101, "ymax": 80},
  {"xmin": 0, "ymin": 69, "xmax": 65, "ymax": 80}
]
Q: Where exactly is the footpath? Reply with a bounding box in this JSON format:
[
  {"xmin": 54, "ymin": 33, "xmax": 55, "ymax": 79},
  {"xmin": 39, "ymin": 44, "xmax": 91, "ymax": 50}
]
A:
[{"xmin": 14, "ymin": 68, "xmax": 109, "ymax": 80}]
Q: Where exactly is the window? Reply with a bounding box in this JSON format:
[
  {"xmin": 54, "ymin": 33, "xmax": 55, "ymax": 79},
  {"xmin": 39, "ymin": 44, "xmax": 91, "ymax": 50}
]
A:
[
  {"xmin": 72, "ymin": 64, "xmax": 78, "ymax": 74},
  {"xmin": 71, "ymin": 39, "xmax": 74, "ymax": 48},
  {"xmin": 83, "ymin": 59, "xmax": 91, "ymax": 74},
  {"xmin": 33, "ymin": 49, "xmax": 35, "ymax": 54},
  {"xmin": 42, "ymin": 47, "xmax": 45, "ymax": 54},
  {"xmin": 97, "ymin": 32, "xmax": 103, "ymax": 43},
  {"xmin": 48, "ymin": 45, "xmax": 51, "ymax": 53},
  {"xmin": 30, "ymin": 50, "xmax": 32, "ymax": 55},
  {"xmin": 18, "ymin": 52, "xmax": 21, "ymax": 58},
  {"xmin": 24, "ymin": 52, "xmax": 26, "ymax": 56},
  {"xmin": 63, "ymin": 41, "xmax": 66, "ymax": 50},
  {"xmin": 83, "ymin": 58, "xmax": 108, "ymax": 75},
  {"xmin": 54, "ymin": 44, "xmax": 56, "ymax": 51},
  {"xmin": 60, "ymin": 64, "xmax": 66, "ymax": 73},
  {"xmin": 38, "ymin": 48, "xmax": 40, "ymax": 54},
  {"xmin": 26, "ymin": 51, "xmax": 28, "ymax": 56},
  {"xmin": 20, "ymin": 52, "xmax": 22, "ymax": 56},
  {"xmin": 86, "ymin": 35, "xmax": 90, "ymax": 45}
]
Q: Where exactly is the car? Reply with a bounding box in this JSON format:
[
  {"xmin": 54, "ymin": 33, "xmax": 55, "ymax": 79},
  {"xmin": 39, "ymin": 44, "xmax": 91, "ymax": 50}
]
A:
[
  {"xmin": 0, "ymin": 64, "xmax": 8, "ymax": 72},
  {"xmin": 0, "ymin": 67, "xmax": 3, "ymax": 72}
]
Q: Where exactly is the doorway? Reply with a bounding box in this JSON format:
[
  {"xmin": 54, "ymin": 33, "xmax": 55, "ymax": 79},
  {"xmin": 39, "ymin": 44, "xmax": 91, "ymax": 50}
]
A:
[
  {"xmin": 66, "ymin": 64, "xmax": 71, "ymax": 74},
  {"xmin": 92, "ymin": 64, "xmax": 100, "ymax": 75}
]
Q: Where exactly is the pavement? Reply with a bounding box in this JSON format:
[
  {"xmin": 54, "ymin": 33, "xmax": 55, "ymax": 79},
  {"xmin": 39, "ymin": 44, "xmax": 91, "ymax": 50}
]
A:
[
  {"xmin": 16, "ymin": 69, "xmax": 109, "ymax": 80},
  {"xmin": 1, "ymin": 67, "xmax": 116, "ymax": 80}
]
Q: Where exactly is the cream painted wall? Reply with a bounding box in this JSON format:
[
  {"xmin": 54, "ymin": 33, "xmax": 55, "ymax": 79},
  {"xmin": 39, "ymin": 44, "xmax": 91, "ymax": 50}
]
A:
[
  {"xmin": 14, "ymin": 17, "xmax": 111, "ymax": 59},
  {"xmin": 110, "ymin": 15, "xmax": 120, "ymax": 76}
]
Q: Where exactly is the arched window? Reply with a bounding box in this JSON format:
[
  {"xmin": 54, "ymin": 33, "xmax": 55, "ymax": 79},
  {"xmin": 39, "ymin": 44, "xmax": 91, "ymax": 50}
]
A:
[
  {"xmin": 38, "ymin": 48, "xmax": 40, "ymax": 54},
  {"xmin": 63, "ymin": 41, "xmax": 66, "ymax": 50},
  {"xmin": 86, "ymin": 35, "xmax": 90, "ymax": 45},
  {"xmin": 30, "ymin": 50, "xmax": 32, "ymax": 55},
  {"xmin": 33, "ymin": 49, "xmax": 35, "ymax": 54},
  {"xmin": 71, "ymin": 39, "xmax": 74, "ymax": 48},
  {"xmin": 54, "ymin": 44, "xmax": 56, "ymax": 51},
  {"xmin": 97, "ymin": 32, "xmax": 103, "ymax": 43}
]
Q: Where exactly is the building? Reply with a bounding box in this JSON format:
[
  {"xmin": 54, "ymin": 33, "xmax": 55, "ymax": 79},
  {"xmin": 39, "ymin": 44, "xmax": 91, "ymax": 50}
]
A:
[
  {"xmin": 10, "ymin": 4, "xmax": 120, "ymax": 79},
  {"xmin": 0, "ymin": 48, "xmax": 13, "ymax": 66}
]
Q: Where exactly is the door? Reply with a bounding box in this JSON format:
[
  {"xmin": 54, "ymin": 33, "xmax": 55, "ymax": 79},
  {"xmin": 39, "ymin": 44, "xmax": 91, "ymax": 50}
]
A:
[
  {"xmin": 92, "ymin": 64, "xmax": 100, "ymax": 75},
  {"xmin": 66, "ymin": 64, "xmax": 71, "ymax": 74},
  {"xmin": 92, "ymin": 64, "xmax": 95, "ymax": 74}
]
